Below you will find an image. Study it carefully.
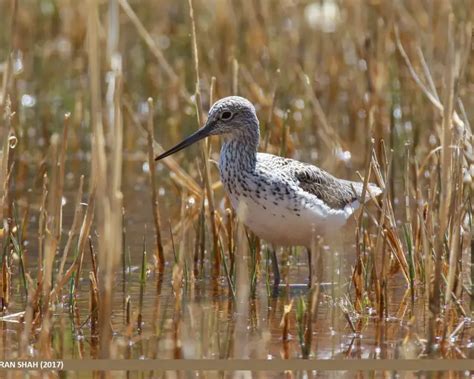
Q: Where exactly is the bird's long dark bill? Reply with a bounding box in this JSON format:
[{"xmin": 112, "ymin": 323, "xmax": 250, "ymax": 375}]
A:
[{"xmin": 155, "ymin": 126, "xmax": 210, "ymax": 161}]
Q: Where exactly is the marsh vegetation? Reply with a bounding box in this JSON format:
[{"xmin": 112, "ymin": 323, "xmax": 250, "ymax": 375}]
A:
[{"xmin": 0, "ymin": 0, "xmax": 473, "ymax": 377}]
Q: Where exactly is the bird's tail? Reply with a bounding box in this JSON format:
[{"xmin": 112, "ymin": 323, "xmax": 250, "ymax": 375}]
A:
[{"xmin": 351, "ymin": 182, "xmax": 383, "ymax": 202}]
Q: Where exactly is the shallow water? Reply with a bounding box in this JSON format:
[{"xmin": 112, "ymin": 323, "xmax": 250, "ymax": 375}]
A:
[{"xmin": 0, "ymin": 157, "xmax": 434, "ymax": 361}]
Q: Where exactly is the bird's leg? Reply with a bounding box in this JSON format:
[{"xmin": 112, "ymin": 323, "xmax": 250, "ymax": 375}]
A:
[
  {"xmin": 271, "ymin": 246, "xmax": 280, "ymax": 291},
  {"xmin": 306, "ymin": 247, "xmax": 312, "ymax": 288}
]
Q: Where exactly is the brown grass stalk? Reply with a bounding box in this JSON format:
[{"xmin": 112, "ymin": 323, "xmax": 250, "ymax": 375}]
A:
[
  {"xmin": 34, "ymin": 174, "xmax": 48, "ymax": 312},
  {"xmin": 39, "ymin": 179, "xmax": 57, "ymax": 358},
  {"xmin": 188, "ymin": 0, "xmax": 220, "ymax": 278},
  {"xmin": 428, "ymin": 13, "xmax": 458, "ymax": 355},
  {"xmin": 42, "ymin": 134, "xmax": 61, "ymax": 305},
  {"xmin": 280, "ymin": 301, "xmax": 293, "ymax": 343},
  {"xmin": 146, "ymin": 97, "xmax": 165, "ymax": 272},
  {"xmin": 233, "ymin": 224, "xmax": 250, "ymax": 358},
  {"xmin": 0, "ymin": 110, "xmax": 14, "ymax": 233},
  {"xmin": 137, "ymin": 235, "xmax": 146, "ymax": 333},
  {"xmin": 19, "ymin": 275, "xmax": 36, "ymax": 358},
  {"xmin": 304, "ymin": 233, "xmax": 322, "ymax": 358},
  {"xmin": 0, "ymin": 130, "xmax": 16, "ymax": 309},
  {"xmin": 87, "ymin": 0, "xmax": 124, "ymax": 357},
  {"xmin": 56, "ymin": 175, "xmax": 85, "ymax": 295},
  {"xmin": 89, "ymin": 271, "xmax": 100, "ymax": 339},
  {"xmin": 50, "ymin": 188, "xmax": 95, "ymax": 299},
  {"xmin": 56, "ymin": 114, "xmax": 70, "ymax": 239}
]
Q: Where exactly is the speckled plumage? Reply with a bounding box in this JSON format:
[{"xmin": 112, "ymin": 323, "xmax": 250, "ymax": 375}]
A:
[{"xmin": 156, "ymin": 96, "xmax": 382, "ymax": 247}]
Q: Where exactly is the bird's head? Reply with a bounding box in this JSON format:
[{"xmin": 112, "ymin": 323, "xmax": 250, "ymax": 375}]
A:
[{"xmin": 155, "ymin": 96, "xmax": 259, "ymax": 161}]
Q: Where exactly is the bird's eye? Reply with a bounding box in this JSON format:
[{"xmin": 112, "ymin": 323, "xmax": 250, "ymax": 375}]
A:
[{"xmin": 221, "ymin": 111, "xmax": 233, "ymax": 120}]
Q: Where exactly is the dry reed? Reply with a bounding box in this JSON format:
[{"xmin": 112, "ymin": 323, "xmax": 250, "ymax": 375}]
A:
[{"xmin": 146, "ymin": 97, "xmax": 165, "ymax": 272}]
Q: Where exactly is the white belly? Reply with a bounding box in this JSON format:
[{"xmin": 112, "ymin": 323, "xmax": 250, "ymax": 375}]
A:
[{"xmin": 228, "ymin": 193, "xmax": 355, "ymax": 247}]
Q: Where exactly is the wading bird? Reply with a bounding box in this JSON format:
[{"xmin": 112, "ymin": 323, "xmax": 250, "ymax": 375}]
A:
[{"xmin": 155, "ymin": 96, "xmax": 381, "ymax": 285}]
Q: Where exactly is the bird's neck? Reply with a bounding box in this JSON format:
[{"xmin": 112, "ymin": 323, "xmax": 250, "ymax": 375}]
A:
[{"xmin": 220, "ymin": 128, "xmax": 259, "ymax": 172}]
